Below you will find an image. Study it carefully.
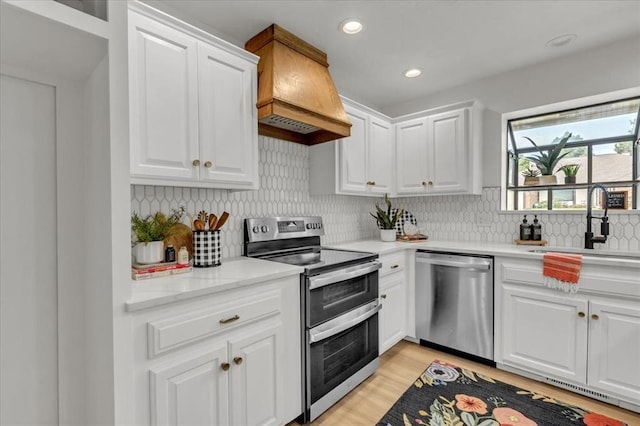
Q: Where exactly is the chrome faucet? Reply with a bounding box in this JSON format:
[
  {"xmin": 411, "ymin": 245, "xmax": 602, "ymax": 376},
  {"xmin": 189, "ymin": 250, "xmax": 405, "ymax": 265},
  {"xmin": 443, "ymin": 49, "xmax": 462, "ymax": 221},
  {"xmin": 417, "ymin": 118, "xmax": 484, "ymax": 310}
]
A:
[{"xmin": 585, "ymin": 184, "xmax": 610, "ymax": 249}]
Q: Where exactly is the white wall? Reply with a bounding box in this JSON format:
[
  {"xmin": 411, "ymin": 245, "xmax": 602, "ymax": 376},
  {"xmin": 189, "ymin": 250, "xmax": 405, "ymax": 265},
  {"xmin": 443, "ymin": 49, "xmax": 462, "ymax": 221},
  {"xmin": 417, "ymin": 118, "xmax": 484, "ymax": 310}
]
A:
[{"xmin": 382, "ymin": 35, "xmax": 640, "ymax": 187}]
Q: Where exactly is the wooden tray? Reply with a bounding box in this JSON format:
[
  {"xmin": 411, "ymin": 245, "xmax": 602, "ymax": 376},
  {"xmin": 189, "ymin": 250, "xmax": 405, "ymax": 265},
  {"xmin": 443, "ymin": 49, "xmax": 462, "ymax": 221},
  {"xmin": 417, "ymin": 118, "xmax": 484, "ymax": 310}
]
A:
[
  {"xmin": 514, "ymin": 239, "xmax": 547, "ymax": 246},
  {"xmin": 397, "ymin": 234, "xmax": 428, "ymax": 242}
]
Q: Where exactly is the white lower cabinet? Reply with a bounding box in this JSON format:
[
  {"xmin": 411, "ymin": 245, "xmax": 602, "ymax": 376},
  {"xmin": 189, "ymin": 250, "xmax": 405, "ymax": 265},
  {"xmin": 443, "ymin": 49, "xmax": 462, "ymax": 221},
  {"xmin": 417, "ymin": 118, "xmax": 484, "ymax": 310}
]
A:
[
  {"xmin": 587, "ymin": 299, "xmax": 640, "ymax": 401},
  {"xmin": 502, "ymin": 285, "xmax": 588, "ymax": 383},
  {"xmin": 378, "ymin": 251, "xmax": 407, "ymax": 354},
  {"xmin": 496, "ymin": 256, "xmax": 640, "ymax": 409},
  {"xmin": 134, "ymin": 276, "xmax": 300, "ymax": 426}
]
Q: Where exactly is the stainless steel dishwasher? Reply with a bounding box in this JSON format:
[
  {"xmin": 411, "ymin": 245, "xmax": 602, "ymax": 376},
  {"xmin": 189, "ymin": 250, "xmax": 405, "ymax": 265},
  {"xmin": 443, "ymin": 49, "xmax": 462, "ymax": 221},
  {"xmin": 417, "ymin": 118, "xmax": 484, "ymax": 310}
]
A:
[{"xmin": 415, "ymin": 250, "xmax": 494, "ymax": 364}]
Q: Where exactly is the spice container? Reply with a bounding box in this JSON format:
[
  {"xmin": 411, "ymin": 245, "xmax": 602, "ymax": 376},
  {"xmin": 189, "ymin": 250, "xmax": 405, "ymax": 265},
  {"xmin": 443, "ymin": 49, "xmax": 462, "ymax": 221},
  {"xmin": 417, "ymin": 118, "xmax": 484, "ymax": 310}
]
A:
[
  {"xmin": 164, "ymin": 244, "xmax": 176, "ymax": 262},
  {"xmin": 177, "ymin": 246, "xmax": 189, "ymax": 265}
]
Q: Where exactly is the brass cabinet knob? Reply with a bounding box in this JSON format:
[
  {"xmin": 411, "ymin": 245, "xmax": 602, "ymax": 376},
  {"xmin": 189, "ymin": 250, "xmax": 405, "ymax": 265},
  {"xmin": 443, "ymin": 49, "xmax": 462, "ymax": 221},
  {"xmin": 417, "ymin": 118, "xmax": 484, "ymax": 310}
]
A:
[
  {"xmin": 233, "ymin": 357, "xmax": 243, "ymax": 365},
  {"xmin": 380, "ymin": 294, "xmax": 387, "ymax": 299},
  {"xmin": 428, "ymin": 181, "xmax": 433, "ymax": 186},
  {"xmin": 421, "ymin": 181, "xmax": 427, "ymax": 186},
  {"xmin": 592, "ymin": 314, "xmax": 599, "ymax": 320},
  {"xmin": 204, "ymin": 161, "xmax": 212, "ymax": 168},
  {"xmin": 221, "ymin": 362, "xmax": 230, "ymax": 371},
  {"xmin": 219, "ymin": 315, "xmax": 239, "ymax": 324},
  {"xmin": 578, "ymin": 312, "xmax": 586, "ymax": 318},
  {"xmin": 192, "ymin": 159, "xmax": 201, "ymax": 167}
]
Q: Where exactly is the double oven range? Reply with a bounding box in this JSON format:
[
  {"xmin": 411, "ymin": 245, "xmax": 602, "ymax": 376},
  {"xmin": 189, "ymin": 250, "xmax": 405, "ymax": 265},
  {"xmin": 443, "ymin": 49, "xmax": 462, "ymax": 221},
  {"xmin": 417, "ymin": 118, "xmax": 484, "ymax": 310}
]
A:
[{"xmin": 244, "ymin": 216, "xmax": 381, "ymax": 423}]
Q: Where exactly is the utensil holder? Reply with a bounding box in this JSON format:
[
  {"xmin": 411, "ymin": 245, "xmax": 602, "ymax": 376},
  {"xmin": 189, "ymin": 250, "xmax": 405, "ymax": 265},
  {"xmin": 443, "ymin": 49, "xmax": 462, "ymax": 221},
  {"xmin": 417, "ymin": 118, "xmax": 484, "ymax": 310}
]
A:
[{"xmin": 192, "ymin": 230, "xmax": 221, "ymax": 267}]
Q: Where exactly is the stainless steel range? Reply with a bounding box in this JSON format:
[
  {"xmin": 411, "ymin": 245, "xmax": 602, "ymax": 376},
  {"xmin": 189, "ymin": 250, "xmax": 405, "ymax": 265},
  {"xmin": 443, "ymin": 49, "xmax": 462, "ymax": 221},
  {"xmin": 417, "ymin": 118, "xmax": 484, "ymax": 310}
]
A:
[{"xmin": 244, "ymin": 216, "xmax": 381, "ymax": 423}]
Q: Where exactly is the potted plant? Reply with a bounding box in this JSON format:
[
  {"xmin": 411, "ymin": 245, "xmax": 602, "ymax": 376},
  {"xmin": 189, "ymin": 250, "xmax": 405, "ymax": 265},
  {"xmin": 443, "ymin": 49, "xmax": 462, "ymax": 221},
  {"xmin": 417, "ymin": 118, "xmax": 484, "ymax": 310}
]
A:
[
  {"xmin": 522, "ymin": 132, "xmax": 572, "ymax": 185},
  {"xmin": 370, "ymin": 194, "xmax": 403, "ymax": 242},
  {"xmin": 559, "ymin": 163, "xmax": 580, "ymax": 184},
  {"xmin": 521, "ymin": 167, "xmax": 541, "ymax": 186},
  {"xmin": 131, "ymin": 207, "xmax": 185, "ymax": 264}
]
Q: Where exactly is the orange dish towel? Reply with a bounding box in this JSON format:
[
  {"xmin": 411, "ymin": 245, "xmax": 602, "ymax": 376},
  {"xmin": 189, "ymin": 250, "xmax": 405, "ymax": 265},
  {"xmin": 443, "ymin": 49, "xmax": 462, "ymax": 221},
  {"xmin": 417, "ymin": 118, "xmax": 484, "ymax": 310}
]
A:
[{"xmin": 543, "ymin": 252, "xmax": 583, "ymax": 293}]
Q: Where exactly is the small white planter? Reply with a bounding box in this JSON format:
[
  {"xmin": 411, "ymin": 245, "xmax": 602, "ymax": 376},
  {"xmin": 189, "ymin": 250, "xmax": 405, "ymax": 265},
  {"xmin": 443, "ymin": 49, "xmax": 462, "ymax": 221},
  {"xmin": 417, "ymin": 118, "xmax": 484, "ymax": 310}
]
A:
[
  {"xmin": 133, "ymin": 240, "xmax": 164, "ymax": 264},
  {"xmin": 380, "ymin": 229, "xmax": 397, "ymax": 242}
]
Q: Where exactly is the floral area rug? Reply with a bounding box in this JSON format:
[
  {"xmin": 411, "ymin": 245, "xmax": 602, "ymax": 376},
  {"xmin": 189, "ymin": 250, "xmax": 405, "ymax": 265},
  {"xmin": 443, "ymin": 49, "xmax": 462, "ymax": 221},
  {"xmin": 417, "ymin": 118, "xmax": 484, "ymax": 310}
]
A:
[{"xmin": 377, "ymin": 360, "xmax": 627, "ymax": 426}]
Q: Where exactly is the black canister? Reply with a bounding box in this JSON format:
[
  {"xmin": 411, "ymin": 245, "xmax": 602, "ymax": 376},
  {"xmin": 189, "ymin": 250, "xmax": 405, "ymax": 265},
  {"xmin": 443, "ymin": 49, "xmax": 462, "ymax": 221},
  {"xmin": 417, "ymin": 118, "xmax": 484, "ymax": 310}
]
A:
[
  {"xmin": 519, "ymin": 215, "xmax": 531, "ymax": 240},
  {"xmin": 531, "ymin": 215, "xmax": 542, "ymax": 241},
  {"xmin": 165, "ymin": 244, "xmax": 176, "ymax": 262}
]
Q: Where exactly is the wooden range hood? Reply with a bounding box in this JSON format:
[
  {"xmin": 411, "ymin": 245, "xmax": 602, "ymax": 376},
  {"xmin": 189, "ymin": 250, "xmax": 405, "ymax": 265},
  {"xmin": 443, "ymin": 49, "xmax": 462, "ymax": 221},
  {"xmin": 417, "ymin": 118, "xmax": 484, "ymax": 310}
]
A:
[{"xmin": 245, "ymin": 24, "xmax": 351, "ymax": 145}]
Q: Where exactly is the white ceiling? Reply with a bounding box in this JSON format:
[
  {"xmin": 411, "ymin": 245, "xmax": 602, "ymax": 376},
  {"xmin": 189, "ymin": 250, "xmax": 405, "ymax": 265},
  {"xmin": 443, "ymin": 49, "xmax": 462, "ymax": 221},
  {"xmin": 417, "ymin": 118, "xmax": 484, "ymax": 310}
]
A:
[{"xmin": 144, "ymin": 0, "xmax": 640, "ymax": 112}]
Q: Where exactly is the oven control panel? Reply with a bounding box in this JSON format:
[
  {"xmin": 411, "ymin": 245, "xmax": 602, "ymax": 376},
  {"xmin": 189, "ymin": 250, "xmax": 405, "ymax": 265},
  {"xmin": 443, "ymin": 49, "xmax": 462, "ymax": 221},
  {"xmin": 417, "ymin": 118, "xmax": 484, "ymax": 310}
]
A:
[{"xmin": 245, "ymin": 216, "xmax": 324, "ymax": 242}]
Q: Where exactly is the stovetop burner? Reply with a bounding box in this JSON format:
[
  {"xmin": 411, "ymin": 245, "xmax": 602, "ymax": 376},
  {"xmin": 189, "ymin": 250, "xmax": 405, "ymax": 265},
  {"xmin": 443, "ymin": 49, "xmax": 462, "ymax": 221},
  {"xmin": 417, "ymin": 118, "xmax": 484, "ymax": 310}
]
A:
[{"xmin": 264, "ymin": 248, "xmax": 374, "ymax": 271}]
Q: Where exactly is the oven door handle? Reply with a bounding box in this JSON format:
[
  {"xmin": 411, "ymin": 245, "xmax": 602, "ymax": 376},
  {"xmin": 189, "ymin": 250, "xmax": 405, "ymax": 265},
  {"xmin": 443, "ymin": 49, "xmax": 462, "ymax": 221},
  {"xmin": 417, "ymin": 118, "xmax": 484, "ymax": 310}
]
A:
[
  {"xmin": 308, "ymin": 261, "xmax": 381, "ymax": 290},
  {"xmin": 308, "ymin": 301, "xmax": 381, "ymax": 344}
]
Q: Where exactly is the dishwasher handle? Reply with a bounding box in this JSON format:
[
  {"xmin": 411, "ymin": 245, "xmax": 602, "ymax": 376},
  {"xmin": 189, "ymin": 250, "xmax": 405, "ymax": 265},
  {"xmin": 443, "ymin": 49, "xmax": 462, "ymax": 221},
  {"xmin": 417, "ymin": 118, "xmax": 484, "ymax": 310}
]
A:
[{"xmin": 416, "ymin": 254, "xmax": 491, "ymax": 271}]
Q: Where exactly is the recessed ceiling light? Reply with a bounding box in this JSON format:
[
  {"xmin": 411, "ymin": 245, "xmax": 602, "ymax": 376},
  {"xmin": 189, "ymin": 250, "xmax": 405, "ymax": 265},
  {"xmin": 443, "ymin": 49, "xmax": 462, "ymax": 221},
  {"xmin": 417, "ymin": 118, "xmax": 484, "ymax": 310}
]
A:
[
  {"xmin": 404, "ymin": 68, "xmax": 422, "ymax": 78},
  {"xmin": 546, "ymin": 34, "xmax": 577, "ymax": 48},
  {"xmin": 339, "ymin": 19, "xmax": 363, "ymax": 35}
]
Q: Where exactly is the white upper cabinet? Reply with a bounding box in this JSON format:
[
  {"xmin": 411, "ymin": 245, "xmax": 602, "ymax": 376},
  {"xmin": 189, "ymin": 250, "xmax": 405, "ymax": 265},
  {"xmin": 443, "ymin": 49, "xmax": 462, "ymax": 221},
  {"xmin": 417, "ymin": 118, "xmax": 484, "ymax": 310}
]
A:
[
  {"xmin": 368, "ymin": 116, "xmax": 394, "ymax": 194},
  {"xmin": 128, "ymin": 6, "xmax": 259, "ymax": 189},
  {"xmin": 395, "ymin": 102, "xmax": 482, "ymax": 196},
  {"xmin": 129, "ymin": 11, "xmax": 199, "ymax": 180},
  {"xmin": 310, "ymin": 98, "xmax": 394, "ymax": 197},
  {"xmin": 197, "ymin": 43, "xmax": 257, "ymax": 186},
  {"xmin": 395, "ymin": 117, "xmax": 429, "ymax": 194}
]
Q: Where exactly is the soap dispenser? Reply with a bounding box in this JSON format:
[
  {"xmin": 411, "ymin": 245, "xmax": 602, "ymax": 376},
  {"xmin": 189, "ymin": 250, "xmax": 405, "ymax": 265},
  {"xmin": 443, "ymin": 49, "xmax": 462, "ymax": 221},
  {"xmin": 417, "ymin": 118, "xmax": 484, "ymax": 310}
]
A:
[
  {"xmin": 531, "ymin": 215, "xmax": 542, "ymax": 241},
  {"xmin": 519, "ymin": 215, "xmax": 531, "ymax": 240}
]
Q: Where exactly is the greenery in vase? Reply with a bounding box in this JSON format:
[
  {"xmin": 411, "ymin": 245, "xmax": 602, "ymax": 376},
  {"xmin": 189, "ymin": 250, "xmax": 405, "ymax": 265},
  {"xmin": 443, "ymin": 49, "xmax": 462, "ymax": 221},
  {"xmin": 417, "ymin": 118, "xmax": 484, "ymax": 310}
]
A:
[
  {"xmin": 370, "ymin": 194, "xmax": 403, "ymax": 230},
  {"xmin": 131, "ymin": 207, "xmax": 185, "ymax": 243},
  {"xmin": 559, "ymin": 163, "xmax": 580, "ymax": 177},
  {"xmin": 522, "ymin": 132, "xmax": 572, "ymax": 175}
]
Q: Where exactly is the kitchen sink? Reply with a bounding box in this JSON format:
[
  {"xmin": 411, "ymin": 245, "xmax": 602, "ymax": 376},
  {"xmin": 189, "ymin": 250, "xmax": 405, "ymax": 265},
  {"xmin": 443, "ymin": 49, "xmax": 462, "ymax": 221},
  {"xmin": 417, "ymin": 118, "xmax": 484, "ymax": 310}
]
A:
[{"xmin": 528, "ymin": 248, "xmax": 640, "ymax": 260}]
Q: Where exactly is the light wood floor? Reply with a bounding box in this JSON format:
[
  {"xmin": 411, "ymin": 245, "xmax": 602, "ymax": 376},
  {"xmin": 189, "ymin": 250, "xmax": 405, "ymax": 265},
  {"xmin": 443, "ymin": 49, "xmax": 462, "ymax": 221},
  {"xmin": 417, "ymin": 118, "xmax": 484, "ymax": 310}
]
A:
[{"xmin": 291, "ymin": 340, "xmax": 640, "ymax": 425}]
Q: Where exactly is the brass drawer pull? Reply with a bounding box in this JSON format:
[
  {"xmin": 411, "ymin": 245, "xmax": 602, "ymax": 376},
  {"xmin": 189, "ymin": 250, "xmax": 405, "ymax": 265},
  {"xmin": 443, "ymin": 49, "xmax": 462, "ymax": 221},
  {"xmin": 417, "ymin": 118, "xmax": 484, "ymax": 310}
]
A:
[
  {"xmin": 220, "ymin": 315, "xmax": 240, "ymax": 324},
  {"xmin": 380, "ymin": 294, "xmax": 387, "ymax": 299},
  {"xmin": 233, "ymin": 357, "xmax": 243, "ymax": 365},
  {"xmin": 390, "ymin": 264, "xmax": 400, "ymax": 269},
  {"xmin": 366, "ymin": 181, "xmax": 376, "ymax": 186},
  {"xmin": 221, "ymin": 362, "xmax": 230, "ymax": 371}
]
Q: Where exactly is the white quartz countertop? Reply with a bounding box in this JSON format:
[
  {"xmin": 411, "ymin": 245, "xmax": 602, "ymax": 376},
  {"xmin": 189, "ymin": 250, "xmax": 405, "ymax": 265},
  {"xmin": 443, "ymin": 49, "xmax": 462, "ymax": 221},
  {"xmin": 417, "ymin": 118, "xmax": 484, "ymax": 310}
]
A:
[
  {"xmin": 329, "ymin": 239, "xmax": 640, "ymax": 268},
  {"xmin": 126, "ymin": 257, "xmax": 303, "ymax": 312}
]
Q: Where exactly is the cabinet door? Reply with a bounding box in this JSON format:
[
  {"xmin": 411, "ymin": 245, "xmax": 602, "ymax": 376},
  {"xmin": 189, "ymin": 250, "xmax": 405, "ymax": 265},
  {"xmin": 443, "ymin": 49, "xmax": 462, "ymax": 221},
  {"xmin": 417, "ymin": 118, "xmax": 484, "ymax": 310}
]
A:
[
  {"xmin": 588, "ymin": 299, "xmax": 640, "ymax": 403},
  {"xmin": 129, "ymin": 12, "xmax": 199, "ymax": 180},
  {"xmin": 338, "ymin": 106, "xmax": 367, "ymax": 193},
  {"xmin": 228, "ymin": 323, "xmax": 283, "ymax": 426},
  {"xmin": 198, "ymin": 43, "xmax": 258, "ymax": 188},
  {"xmin": 502, "ymin": 286, "xmax": 588, "ymax": 383},
  {"xmin": 379, "ymin": 273, "xmax": 407, "ymax": 354},
  {"xmin": 368, "ymin": 116, "xmax": 394, "ymax": 194},
  {"xmin": 150, "ymin": 344, "xmax": 229, "ymax": 426},
  {"xmin": 427, "ymin": 108, "xmax": 468, "ymax": 193},
  {"xmin": 396, "ymin": 118, "xmax": 428, "ymax": 194}
]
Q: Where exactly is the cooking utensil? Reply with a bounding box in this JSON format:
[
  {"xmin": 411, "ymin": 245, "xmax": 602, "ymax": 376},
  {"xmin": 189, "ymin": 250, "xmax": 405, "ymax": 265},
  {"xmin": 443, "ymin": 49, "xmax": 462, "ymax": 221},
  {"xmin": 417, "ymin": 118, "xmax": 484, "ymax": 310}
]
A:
[
  {"xmin": 193, "ymin": 219, "xmax": 205, "ymax": 231},
  {"xmin": 214, "ymin": 211, "xmax": 229, "ymax": 230},
  {"xmin": 197, "ymin": 210, "xmax": 208, "ymax": 224},
  {"xmin": 208, "ymin": 214, "xmax": 218, "ymax": 230}
]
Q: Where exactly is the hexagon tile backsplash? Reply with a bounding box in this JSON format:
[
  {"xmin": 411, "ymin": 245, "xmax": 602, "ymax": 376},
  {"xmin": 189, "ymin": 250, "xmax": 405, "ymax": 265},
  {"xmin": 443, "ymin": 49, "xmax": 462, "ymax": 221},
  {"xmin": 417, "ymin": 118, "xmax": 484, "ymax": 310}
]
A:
[{"xmin": 131, "ymin": 136, "xmax": 640, "ymax": 258}]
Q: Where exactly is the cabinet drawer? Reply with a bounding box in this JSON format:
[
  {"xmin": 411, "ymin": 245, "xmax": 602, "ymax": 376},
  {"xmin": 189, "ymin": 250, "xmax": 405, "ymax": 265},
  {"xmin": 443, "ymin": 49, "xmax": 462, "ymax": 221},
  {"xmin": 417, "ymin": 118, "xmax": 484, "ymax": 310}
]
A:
[
  {"xmin": 147, "ymin": 289, "xmax": 281, "ymax": 358},
  {"xmin": 379, "ymin": 251, "xmax": 405, "ymax": 277}
]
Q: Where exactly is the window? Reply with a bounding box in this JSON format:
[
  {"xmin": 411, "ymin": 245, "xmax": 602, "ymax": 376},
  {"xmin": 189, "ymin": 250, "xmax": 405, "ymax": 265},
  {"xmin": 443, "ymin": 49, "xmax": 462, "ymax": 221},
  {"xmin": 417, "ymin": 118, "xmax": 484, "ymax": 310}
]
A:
[{"xmin": 505, "ymin": 97, "xmax": 640, "ymax": 211}]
